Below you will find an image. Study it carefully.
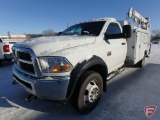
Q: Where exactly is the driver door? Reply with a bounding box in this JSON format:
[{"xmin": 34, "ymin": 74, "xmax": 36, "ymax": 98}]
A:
[{"xmin": 105, "ymin": 22, "xmax": 127, "ymax": 72}]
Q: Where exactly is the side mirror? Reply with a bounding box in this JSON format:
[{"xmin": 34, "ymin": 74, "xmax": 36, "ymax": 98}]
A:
[
  {"xmin": 123, "ymin": 25, "xmax": 131, "ymax": 38},
  {"xmin": 104, "ymin": 25, "xmax": 132, "ymax": 40}
]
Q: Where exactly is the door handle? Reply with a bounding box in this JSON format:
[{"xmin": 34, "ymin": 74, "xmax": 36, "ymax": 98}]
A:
[{"xmin": 122, "ymin": 43, "xmax": 126, "ymax": 45}]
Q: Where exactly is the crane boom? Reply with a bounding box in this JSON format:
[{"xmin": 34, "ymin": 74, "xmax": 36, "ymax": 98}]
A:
[{"xmin": 126, "ymin": 7, "xmax": 150, "ymax": 30}]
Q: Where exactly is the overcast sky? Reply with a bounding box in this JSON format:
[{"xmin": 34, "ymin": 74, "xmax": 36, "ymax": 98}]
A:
[{"xmin": 0, "ymin": 0, "xmax": 159, "ymax": 35}]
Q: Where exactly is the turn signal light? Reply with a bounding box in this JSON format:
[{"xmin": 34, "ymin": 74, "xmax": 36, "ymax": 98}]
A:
[{"xmin": 52, "ymin": 65, "xmax": 70, "ymax": 72}]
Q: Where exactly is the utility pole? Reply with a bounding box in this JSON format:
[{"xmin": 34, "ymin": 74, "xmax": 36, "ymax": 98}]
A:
[{"xmin": 7, "ymin": 31, "xmax": 11, "ymax": 38}]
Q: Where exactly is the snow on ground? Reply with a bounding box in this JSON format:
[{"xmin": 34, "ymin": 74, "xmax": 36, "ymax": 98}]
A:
[{"xmin": 0, "ymin": 44, "xmax": 160, "ymax": 120}]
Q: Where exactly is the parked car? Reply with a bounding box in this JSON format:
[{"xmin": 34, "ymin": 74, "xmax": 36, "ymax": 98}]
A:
[
  {"xmin": 152, "ymin": 41, "xmax": 159, "ymax": 44},
  {"xmin": 0, "ymin": 38, "xmax": 17, "ymax": 66}
]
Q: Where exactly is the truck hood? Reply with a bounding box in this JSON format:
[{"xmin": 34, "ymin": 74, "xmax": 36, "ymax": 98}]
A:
[{"xmin": 14, "ymin": 36, "xmax": 96, "ymax": 56}]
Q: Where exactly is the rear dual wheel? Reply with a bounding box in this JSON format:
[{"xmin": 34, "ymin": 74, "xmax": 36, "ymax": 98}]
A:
[
  {"xmin": 137, "ymin": 55, "xmax": 145, "ymax": 67},
  {"xmin": 71, "ymin": 71, "xmax": 103, "ymax": 114}
]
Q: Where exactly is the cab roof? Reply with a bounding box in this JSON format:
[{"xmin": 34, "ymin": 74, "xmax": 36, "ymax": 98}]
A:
[{"xmin": 82, "ymin": 17, "xmax": 116, "ymax": 23}]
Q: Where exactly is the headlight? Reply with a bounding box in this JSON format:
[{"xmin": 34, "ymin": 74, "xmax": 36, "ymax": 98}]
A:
[{"xmin": 38, "ymin": 57, "xmax": 73, "ymax": 73}]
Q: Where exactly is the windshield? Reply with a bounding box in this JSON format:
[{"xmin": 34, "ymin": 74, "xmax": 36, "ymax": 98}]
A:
[{"xmin": 61, "ymin": 21, "xmax": 105, "ymax": 36}]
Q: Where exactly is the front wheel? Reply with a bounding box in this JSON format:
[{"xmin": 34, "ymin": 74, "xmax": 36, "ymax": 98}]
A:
[{"xmin": 71, "ymin": 71, "xmax": 103, "ymax": 114}]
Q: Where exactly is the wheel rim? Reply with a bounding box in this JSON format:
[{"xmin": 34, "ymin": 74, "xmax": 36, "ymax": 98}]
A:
[{"xmin": 84, "ymin": 80, "xmax": 100, "ymax": 106}]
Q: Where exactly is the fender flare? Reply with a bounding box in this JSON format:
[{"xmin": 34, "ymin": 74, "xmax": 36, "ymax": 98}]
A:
[{"xmin": 66, "ymin": 55, "xmax": 108, "ymax": 98}]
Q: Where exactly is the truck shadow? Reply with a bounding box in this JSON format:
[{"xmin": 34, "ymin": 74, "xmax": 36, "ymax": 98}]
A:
[{"xmin": 1, "ymin": 63, "xmax": 160, "ymax": 120}]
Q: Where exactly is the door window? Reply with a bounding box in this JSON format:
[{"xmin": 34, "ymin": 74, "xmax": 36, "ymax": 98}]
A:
[{"xmin": 106, "ymin": 23, "xmax": 121, "ymax": 35}]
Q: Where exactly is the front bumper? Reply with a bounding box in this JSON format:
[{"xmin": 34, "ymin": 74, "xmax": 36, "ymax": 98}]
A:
[{"xmin": 13, "ymin": 65, "xmax": 70, "ymax": 101}]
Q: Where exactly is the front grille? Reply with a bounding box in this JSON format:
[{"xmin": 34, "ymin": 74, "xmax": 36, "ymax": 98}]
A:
[
  {"xmin": 19, "ymin": 62, "xmax": 35, "ymax": 74},
  {"xmin": 13, "ymin": 49, "xmax": 36, "ymax": 76},
  {"xmin": 18, "ymin": 51, "xmax": 32, "ymax": 61}
]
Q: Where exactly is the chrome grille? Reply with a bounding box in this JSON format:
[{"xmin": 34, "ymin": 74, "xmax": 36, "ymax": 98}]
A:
[
  {"xmin": 19, "ymin": 62, "xmax": 35, "ymax": 74},
  {"xmin": 13, "ymin": 50, "xmax": 35, "ymax": 75},
  {"xmin": 18, "ymin": 51, "xmax": 32, "ymax": 61},
  {"xmin": 12, "ymin": 47, "xmax": 42, "ymax": 77},
  {"xmin": 17, "ymin": 51, "xmax": 35, "ymax": 74}
]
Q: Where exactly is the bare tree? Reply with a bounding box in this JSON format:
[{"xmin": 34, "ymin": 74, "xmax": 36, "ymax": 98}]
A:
[
  {"xmin": 26, "ymin": 34, "xmax": 43, "ymax": 38},
  {"xmin": 151, "ymin": 29, "xmax": 160, "ymax": 41},
  {"xmin": 152, "ymin": 29, "xmax": 160, "ymax": 36},
  {"xmin": 42, "ymin": 29, "xmax": 58, "ymax": 36}
]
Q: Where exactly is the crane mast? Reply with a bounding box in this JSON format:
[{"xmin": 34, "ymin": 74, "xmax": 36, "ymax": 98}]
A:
[{"xmin": 126, "ymin": 7, "xmax": 150, "ymax": 30}]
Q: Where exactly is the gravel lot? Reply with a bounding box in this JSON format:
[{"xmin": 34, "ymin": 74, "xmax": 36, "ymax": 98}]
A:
[{"xmin": 0, "ymin": 44, "xmax": 160, "ymax": 120}]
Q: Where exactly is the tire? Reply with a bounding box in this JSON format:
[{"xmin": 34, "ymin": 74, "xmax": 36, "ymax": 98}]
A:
[
  {"xmin": 137, "ymin": 55, "xmax": 145, "ymax": 67},
  {"xmin": 71, "ymin": 71, "xmax": 103, "ymax": 114}
]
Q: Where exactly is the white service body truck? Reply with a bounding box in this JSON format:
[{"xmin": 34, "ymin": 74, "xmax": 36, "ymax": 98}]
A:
[
  {"xmin": 0, "ymin": 38, "xmax": 17, "ymax": 66},
  {"xmin": 12, "ymin": 8, "xmax": 151, "ymax": 113}
]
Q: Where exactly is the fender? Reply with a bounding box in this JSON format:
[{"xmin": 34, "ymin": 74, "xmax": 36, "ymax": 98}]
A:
[{"xmin": 66, "ymin": 55, "xmax": 108, "ymax": 98}]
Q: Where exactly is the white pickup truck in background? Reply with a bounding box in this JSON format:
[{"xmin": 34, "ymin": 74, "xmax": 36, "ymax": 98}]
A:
[
  {"xmin": 0, "ymin": 38, "xmax": 17, "ymax": 66},
  {"xmin": 12, "ymin": 7, "xmax": 151, "ymax": 114}
]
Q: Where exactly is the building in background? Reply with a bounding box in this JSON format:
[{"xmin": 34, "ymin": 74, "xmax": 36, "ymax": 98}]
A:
[
  {"xmin": 0, "ymin": 35, "xmax": 30, "ymax": 41},
  {"xmin": 10, "ymin": 35, "xmax": 30, "ymax": 40},
  {"xmin": 0, "ymin": 36, "xmax": 10, "ymax": 39}
]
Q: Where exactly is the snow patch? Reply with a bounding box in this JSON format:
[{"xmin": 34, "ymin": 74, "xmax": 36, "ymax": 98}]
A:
[
  {"xmin": 78, "ymin": 55, "xmax": 93, "ymax": 64},
  {"xmin": 59, "ymin": 44, "xmax": 93, "ymax": 54},
  {"xmin": 15, "ymin": 36, "xmax": 96, "ymax": 56}
]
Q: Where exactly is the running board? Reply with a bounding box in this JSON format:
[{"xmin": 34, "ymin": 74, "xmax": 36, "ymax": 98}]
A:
[{"xmin": 107, "ymin": 68, "xmax": 125, "ymax": 81}]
